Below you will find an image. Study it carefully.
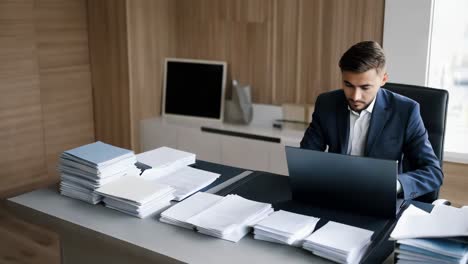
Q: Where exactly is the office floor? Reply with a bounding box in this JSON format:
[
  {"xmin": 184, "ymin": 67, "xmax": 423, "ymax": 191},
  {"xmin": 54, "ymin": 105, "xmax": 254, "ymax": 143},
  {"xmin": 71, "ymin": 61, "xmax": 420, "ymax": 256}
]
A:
[
  {"xmin": 0, "ymin": 162, "xmax": 466, "ymax": 264},
  {"xmin": 0, "ymin": 201, "xmax": 60, "ymax": 264}
]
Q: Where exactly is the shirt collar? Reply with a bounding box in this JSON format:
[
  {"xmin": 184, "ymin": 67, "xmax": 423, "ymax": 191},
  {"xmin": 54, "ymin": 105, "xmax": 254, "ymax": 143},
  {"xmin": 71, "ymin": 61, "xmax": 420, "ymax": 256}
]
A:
[{"xmin": 348, "ymin": 95, "xmax": 376, "ymax": 116}]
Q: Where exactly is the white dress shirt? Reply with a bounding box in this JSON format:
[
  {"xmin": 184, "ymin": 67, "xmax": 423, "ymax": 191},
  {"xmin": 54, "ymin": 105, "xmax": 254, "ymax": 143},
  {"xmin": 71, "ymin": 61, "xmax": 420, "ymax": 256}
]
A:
[
  {"xmin": 346, "ymin": 97, "xmax": 376, "ymax": 156},
  {"xmin": 346, "ymin": 96, "xmax": 402, "ymax": 193}
]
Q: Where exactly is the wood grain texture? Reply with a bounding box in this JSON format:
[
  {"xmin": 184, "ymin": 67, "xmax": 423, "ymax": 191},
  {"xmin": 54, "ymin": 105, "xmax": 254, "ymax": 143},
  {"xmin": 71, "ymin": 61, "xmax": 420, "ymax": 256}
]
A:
[
  {"xmin": 87, "ymin": 0, "xmax": 131, "ymax": 149},
  {"xmin": 87, "ymin": 0, "xmax": 391, "ymax": 150},
  {"xmin": 35, "ymin": 0, "xmax": 95, "ymax": 178},
  {"xmin": 0, "ymin": 0, "xmax": 48, "ymax": 195},
  {"xmin": 296, "ymin": 0, "xmax": 324, "ymax": 104},
  {"xmin": 0, "ymin": 0, "xmax": 95, "ymax": 197},
  {"xmin": 293, "ymin": 0, "xmax": 385, "ymax": 104},
  {"xmin": 173, "ymin": 0, "xmax": 385, "ymax": 105},
  {"xmin": 174, "ymin": 0, "xmax": 275, "ymax": 104},
  {"xmin": 440, "ymin": 162, "xmax": 468, "ymax": 207},
  {"xmin": 0, "ymin": 202, "xmax": 61, "ymax": 264},
  {"xmin": 273, "ymin": 0, "xmax": 300, "ymax": 104},
  {"xmin": 175, "ymin": 0, "xmax": 228, "ymax": 61},
  {"xmin": 126, "ymin": 0, "xmax": 175, "ymax": 152},
  {"xmin": 88, "ymin": 0, "xmax": 176, "ymax": 151}
]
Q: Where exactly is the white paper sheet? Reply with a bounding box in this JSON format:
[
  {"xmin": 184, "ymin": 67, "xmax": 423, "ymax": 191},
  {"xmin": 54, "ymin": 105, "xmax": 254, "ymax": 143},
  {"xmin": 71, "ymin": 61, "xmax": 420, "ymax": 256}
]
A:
[
  {"xmin": 137, "ymin": 147, "xmax": 195, "ymax": 172},
  {"xmin": 160, "ymin": 192, "xmax": 222, "ymax": 226},
  {"xmin": 145, "ymin": 166, "xmax": 220, "ymax": 201},
  {"xmin": 95, "ymin": 176, "xmax": 175, "ymax": 205},
  {"xmin": 186, "ymin": 195, "xmax": 272, "ymax": 233},
  {"xmin": 391, "ymin": 205, "xmax": 468, "ymax": 240},
  {"xmin": 253, "ymin": 210, "xmax": 320, "ymax": 245},
  {"xmin": 303, "ymin": 221, "xmax": 373, "ymax": 264}
]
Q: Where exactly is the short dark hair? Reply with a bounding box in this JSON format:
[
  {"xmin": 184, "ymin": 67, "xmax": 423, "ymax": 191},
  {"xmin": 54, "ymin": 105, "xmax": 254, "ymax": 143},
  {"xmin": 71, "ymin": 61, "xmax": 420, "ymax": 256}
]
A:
[{"xmin": 339, "ymin": 41, "xmax": 386, "ymax": 73}]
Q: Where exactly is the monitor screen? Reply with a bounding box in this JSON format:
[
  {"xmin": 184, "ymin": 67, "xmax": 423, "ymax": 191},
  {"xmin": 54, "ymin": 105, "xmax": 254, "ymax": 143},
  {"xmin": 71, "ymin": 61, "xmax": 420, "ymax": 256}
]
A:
[{"xmin": 163, "ymin": 58, "xmax": 227, "ymax": 121}]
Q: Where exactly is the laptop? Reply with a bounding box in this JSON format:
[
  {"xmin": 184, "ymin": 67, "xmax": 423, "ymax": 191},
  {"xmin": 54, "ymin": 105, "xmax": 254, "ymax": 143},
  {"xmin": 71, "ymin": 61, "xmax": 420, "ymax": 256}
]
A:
[{"xmin": 285, "ymin": 146, "xmax": 402, "ymax": 219}]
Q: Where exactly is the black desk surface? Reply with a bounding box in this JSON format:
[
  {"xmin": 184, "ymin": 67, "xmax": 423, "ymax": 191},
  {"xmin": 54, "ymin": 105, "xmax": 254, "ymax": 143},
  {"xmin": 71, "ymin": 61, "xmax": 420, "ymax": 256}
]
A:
[
  {"xmin": 186, "ymin": 160, "xmax": 435, "ymax": 264},
  {"xmin": 209, "ymin": 169, "xmax": 399, "ymax": 264}
]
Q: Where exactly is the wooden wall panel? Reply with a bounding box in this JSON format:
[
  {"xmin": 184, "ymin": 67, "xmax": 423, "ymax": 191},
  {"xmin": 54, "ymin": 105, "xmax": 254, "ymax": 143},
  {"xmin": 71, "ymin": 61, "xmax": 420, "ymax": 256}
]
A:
[
  {"xmin": 228, "ymin": 21, "xmax": 274, "ymax": 104},
  {"xmin": 175, "ymin": 1, "xmax": 228, "ymax": 61},
  {"xmin": 272, "ymin": 0, "xmax": 300, "ymax": 104},
  {"xmin": 35, "ymin": 0, "xmax": 95, "ymax": 178},
  {"xmin": 174, "ymin": 0, "xmax": 385, "ymax": 105},
  {"xmin": 222, "ymin": 0, "xmax": 270, "ymax": 23},
  {"xmin": 174, "ymin": 0, "xmax": 274, "ymax": 103},
  {"xmin": 295, "ymin": 0, "xmax": 385, "ymax": 104},
  {"xmin": 296, "ymin": 0, "xmax": 326, "ymax": 104},
  {"xmin": 0, "ymin": 0, "xmax": 48, "ymax": 195},
  {"xmin": 127, "ymin": 0, "xmax": 175, "ymax": 152},
  {"xmin": 88, "ymin": 0, "xmax": 175, "ymax": 151},
  {"xmin": 0, "ymin": 0, "xmax": 95, "ymax": 197},
  {"xmin": 225, "ymin": 0, "xmax": 274, "ymax": 104},
  {"xmin": 88, "ymin": 0, "xmax": 131, "ymax": 149}
]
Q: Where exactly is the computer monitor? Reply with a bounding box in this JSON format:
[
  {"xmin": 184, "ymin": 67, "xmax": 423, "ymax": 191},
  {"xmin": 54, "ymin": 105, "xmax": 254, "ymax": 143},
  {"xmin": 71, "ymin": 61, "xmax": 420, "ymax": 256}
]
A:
[{"xmin": 162, "ymin": 58, "xmax": 227, "ymax": 122}]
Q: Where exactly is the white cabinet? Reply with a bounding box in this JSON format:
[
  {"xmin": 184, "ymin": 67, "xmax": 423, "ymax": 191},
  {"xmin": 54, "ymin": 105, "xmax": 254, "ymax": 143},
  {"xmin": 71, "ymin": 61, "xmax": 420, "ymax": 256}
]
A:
[
  {"xmin": 221, "ymin": 136, "xmax": 271, "ymax": 171},
  {"xmin": 177, "ymin": 127, "xmax": 222, "ymax": 164},
  {"xmin": 141, "ymin": 120, "xmax": 178, "ymax": 151},
  {"xmin": 268, "ymin": 144, "xmax": 289, "ymax": 176},
  {"xmin": 140, "ymin": 117, "xmax": 303, "ymax": 175}
]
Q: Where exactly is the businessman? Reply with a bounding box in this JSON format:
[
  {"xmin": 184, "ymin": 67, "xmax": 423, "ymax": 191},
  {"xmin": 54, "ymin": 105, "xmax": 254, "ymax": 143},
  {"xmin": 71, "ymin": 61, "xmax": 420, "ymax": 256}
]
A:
[{"xmin": 300, "ymin": 41, "xmax": 443, "ymax": 200}]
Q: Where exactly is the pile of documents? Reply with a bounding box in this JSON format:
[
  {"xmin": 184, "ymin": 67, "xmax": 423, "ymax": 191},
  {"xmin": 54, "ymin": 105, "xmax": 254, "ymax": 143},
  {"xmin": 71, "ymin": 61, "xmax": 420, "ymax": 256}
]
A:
[
  {"xmin": 396, "ymin": 238, "xmax": 468, "ymax": 264},
  {"xmin": 95, "ymin": 176, "xmax": 175, "ymax": 218},
  {"xmin": 58, "ymin": 141, "xmax": 138, "ymax": 204},
  {"xmin": 303, "ymin": 221, "xmax": 374, "ymax": 264},
  {"xmin": 142, "ymin": 166, "xmax": 220, "ymax": 201},
  {"xmin": 391, "ymin": 204, "xmax": 468, "ymax": 264},
  {"xmin": 160, "ymin": 193, "xmax": 273, "ymax": 242},
  {"xmin": 160, "ymin": 192, "xmax": 222, "ymax": 229},
  {"xmin": 137, "ymin": 147, "xmax": 219, "ymax": 201},
  {"xmin": 253, "ymin": 210, "xmax": 320, "ymax": 246},
  {"xmin": 136, "ymin": 147, "xmax": 196, "ymax": 179},
  {"xmin": 186, "ymin": 195, "xmax": 273, "ymax": 242}
]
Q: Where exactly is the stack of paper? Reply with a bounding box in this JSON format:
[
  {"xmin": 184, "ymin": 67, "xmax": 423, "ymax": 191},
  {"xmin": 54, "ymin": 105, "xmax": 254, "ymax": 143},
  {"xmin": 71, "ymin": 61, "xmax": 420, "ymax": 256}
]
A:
[
  {"xmin": 58, "ymin": 141, "xmax": 139, "ymax": 204},
  {"xmin": 142, "ymin": 166, "xmax": 220, "ymax": 201},
  {"xmin": 303, "ymin": 221, "xmax": 374, "ymax": 264},
  {"xmin": 391, "ymin": 205, "xmax": 468, "ymax": 264},
  {"xmin": 160, "ymin": 192, "xmax": 223, "ymax": 229},
  {"xmin": 253, "ymin": 210, "xmax": 320, "ymax": 246},
  {"xmin": 395, "ymin": 238, "xmax": 468, "ymax": 264},
  {"xmin": 136, "ymin": 147, "xmax": 196, "ymax": 179},
  {"xmin": 95, "ymin": 176, "xmax": 175, "ymax": 218},
  {"xmin": 391, "ymin": 205, "xmax": 468, "ymax": 240},
  {"xmin": 185, "ymin": 194, "xmax": 273, "ymax": 242}
]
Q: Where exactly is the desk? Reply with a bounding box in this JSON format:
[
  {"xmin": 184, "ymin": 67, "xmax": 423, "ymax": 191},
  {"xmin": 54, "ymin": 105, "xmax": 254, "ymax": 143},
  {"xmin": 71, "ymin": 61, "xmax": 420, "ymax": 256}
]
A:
[{"xmin": 8, "ymin": 161, "xmax": 394, "ymax": 264}]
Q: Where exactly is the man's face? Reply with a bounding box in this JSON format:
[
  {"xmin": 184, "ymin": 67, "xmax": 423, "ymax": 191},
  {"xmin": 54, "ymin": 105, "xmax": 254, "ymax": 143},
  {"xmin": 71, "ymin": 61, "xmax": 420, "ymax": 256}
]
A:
[{"xmin": 342, "ymin": 69, "xmax": 388, "ymax": 112}]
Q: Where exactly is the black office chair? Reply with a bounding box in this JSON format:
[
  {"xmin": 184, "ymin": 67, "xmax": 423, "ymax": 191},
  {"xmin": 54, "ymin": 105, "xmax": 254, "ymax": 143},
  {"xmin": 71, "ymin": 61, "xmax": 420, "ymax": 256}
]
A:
[{"xmin": 382, "ymin": 83, "xmax": 449, "ymax": 203}]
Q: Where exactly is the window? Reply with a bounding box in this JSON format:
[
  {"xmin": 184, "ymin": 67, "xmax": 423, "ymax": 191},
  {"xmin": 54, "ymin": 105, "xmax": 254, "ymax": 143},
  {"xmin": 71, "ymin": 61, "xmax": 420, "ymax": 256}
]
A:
[{"xmin": 427, "ymin": 0, "xmax": 468, "ymax": 158}]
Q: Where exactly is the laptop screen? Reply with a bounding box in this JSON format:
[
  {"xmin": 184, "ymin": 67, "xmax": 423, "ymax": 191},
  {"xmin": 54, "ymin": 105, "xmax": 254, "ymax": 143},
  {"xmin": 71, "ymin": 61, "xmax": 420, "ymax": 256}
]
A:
[{"xmin": 286, "ymin": 147, "xmax": 398, "ymax": 218}]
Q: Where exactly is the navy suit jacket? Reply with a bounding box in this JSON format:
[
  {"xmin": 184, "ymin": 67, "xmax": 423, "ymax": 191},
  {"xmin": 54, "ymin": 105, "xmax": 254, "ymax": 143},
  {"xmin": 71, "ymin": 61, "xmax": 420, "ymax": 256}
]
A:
[{"xmin": 300, "ymin": 88, "xmax": 443, "ymax": 200}]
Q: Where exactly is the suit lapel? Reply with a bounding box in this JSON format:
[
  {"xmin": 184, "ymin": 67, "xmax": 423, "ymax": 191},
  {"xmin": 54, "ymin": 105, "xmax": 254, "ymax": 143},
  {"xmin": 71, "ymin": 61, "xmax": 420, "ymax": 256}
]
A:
[
  {"xmin": 365, "ymin": 89, "xmax": 390, "ymax": 156},
  {"xmin": 336, "ymin": 92, "xmax": 349, "ymax": 154}
]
